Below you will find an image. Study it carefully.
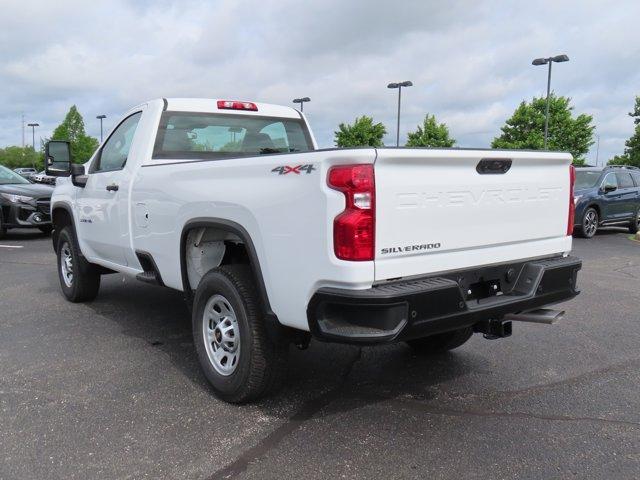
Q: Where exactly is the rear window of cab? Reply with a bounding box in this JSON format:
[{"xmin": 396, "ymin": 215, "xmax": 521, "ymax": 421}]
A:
[{"xmin": 153, "ymin": 112, "xmax": 313, "ymax": 160}]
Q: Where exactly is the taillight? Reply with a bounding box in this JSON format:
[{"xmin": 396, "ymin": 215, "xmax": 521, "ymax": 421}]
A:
[
  {"xmin": 328, "ymin": 164, "xmax": 375, "ymax": 261},
  {"xmin": 567, "ymin": 164, "xmax": 575, "ymax": 236},
  {"xmin": 217, "ymin": 100, "xmax": 258, "ymax": 111}
]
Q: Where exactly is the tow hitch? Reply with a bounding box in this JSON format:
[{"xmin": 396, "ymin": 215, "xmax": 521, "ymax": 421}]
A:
[
  {"xmin": 474, "ymin": 319, "xmax": 512, "ymax": 340},
  {"xmin": 475, "ymin": 308, "xmax": 565, "ymax": 340}
]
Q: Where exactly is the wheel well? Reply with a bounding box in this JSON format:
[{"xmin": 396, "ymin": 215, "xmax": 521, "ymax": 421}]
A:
[
  {"xmin": 183, "ymin": 226, "xmax": 251, "ymax": 291},
  {"xmin": 179, "ymin": 221, "xmax": 275, "ymax": 316},
  {"xmin": 181, "ymin": 220, "xmax": 298, "ymax": 344},
  {"xmin": 52, "ymin": 207, "xmax": 73, "ymax": 252}
]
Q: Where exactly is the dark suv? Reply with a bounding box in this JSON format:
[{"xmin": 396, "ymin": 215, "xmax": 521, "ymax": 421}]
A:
[{"xmin": 573, "ymin": 165, "xmax": 640, "ymax": 238}]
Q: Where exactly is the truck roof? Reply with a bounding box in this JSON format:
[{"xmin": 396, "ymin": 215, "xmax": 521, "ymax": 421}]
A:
[{"xmin": 160, "ymin": 98, "xmax": 302, "ymax": 119}]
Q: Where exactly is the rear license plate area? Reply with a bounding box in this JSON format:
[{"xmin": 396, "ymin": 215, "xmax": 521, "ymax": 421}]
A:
[{"xmin": 465, "ymin": 278, "xmax": 502, "ymax": 301}]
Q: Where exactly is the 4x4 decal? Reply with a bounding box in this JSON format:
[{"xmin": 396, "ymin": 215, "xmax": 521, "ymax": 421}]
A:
[{"xmin": 271, "ymin": 164, "xmax": 316, "ymax": 175}]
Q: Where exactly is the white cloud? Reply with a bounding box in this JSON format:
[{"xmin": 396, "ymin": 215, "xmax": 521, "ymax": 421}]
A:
[{"xmin": 0, "ymin": 0, "xmax": 638, "ymax": 163}]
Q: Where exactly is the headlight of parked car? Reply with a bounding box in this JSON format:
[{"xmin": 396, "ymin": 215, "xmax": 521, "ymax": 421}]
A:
[
  {"xmin": 0, "ymin": 193, "xmax": 35, "ymax": 204},
  {"xmin": 573, "ymin": 195, "xmax": 582, "ymax": 204}
]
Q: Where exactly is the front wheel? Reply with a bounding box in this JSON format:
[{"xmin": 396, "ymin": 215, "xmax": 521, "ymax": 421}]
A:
[
  {"xmin": 406, "ymin": 327, "xmax": 473, "ymax": 354},
  {"xmin": 0, "ymin": 211, "xmax": 6, "ymax": 239},
  {"xmin": 629, "ymin": 208, "xmax": 640, "ymax": 234},
  {"xmin": 192, "ymin": 265, "xmax": 288, "ymax": 403},
  {"xmin": 577, "ymin": 207, "xmax": 598, "ymax": 238},
  {"xmin": 56, "ymin": 227, "xmax": 101, "ymax": 302}
]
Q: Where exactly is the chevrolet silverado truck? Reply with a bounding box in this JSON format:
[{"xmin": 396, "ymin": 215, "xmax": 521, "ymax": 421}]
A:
[{"xmin": 45, "ymin": 98, "xmax": 582, "ymax": 403}]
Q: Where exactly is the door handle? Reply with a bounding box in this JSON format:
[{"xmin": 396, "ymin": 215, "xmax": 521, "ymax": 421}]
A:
[{"xmin": 106, "ymin": 183, "xmax": 119, "ymax": 192}]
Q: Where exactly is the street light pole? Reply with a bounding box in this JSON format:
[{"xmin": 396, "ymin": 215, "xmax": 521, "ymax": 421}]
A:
[
  {"xmin": 96, "ymin": 115, "xmax": 106, "ymax": 142},
  {"xmin": 387, "ymin": 81, "xmax": 413, "ymax": 147},
  {"xmin": 27, "ymin": 123, "xmax": 39, "ymax": 169},
  {"xmin": 292, "ymin": 97, "xmax": 310, "ymax": 112},
  {"xmin": 532, "ymin": 54, "xmax": 569, "ymax": 149}
]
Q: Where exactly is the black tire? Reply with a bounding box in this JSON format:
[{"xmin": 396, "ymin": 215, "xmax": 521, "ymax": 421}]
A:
[
  {"xmin": 629, "ymin": 208, "xmax": 640, "ymax": 234},
  {"xmin": 192, "ymin": 265, "xmax": 288, "ymax": 403},
  {"xmin": 406, "ymin": 327, "xmax": 473, "ymax": 354},
  {"xmin": 577, "ymin": 207, "xmax": 599, "ymax": 238},
  {"xmin": 0, "ymin": 210, "xmax": 6, "ymax": 239},
  {"xmin": 56, "ymin": 227, "xmax": 101, "ymax": 302},
  {"xmin": 39, "ymin": 225, "xmax": 53, "ymax": 235}
]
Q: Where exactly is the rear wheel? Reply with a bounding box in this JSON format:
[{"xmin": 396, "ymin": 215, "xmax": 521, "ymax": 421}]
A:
[
  {"xmin": 406, "ymin": 327, "xmax": 473, "ymax": 354},
  {"xmin": 192, "ymin": 265, "xmax": 288, "ymax": 403},
  {"xmin": 57, "ymin": 227, "xmax": 101, "ymax": 302},
  {"xmin": 629, "ymin": 208, "xmax": 640, "ymax": 234},
  {"xmin": 578, "ymin": 207, "xmax": 598, "ymax": 238}
]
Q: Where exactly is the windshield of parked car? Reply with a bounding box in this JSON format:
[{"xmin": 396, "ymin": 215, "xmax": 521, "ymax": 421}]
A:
[
  {"xmin": 0, "ymin": 165, "xmax": 31, "ymax": 185},
  {"xmin": 153, "ymin": 112, "xmax": 313, "ymax": 160},
  {"xmin": 575, "ymin": 170, "xmax": 601, "ymax": 189}
]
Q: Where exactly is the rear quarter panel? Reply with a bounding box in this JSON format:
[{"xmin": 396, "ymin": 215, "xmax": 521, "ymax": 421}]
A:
[{"xmin": 131, "ymin": 149, "xmax": 376, "ymax": 331}]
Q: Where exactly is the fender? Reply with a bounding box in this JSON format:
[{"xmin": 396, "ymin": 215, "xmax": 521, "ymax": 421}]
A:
[{"xmin": 180, "ymin": 218, "xmax": 275, "ymax": 319}]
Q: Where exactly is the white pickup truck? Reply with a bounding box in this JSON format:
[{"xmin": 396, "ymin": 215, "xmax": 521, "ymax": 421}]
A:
[{"xmin": 45, "ymin": 98, "xmax": 581, "ymax": 403}]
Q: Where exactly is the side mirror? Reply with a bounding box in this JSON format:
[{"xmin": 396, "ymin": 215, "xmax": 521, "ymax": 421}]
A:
[
  {"xmin": 603, "ymin": 184, "xmax": 617, "ymax": 193},
  {"xmin": 45, "ymin": 141, "xmax": 72, "ymax": 177}
]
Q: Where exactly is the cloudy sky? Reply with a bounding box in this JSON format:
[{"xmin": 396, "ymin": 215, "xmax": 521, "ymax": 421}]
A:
[{"xmin": 1, "ymin": 0, "xmax": 638, "ymax": 163}]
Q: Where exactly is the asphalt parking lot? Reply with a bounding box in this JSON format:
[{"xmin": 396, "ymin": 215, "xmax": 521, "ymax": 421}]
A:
[{"xmin": 1, "ymin": 229, "xmax": 639, "ymax": 479}]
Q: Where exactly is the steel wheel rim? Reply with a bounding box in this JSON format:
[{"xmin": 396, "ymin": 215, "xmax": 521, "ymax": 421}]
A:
[
  {"xmin": 60, "ymin": 241, "xmax": 74, "ymax": 288},
  {"xmin": 202, "ymin": 294, "xmax": 240, "ymax": 376},
  {"xmin": 584, "ymin": 210, "xmax": 597, "ymax": 237}
]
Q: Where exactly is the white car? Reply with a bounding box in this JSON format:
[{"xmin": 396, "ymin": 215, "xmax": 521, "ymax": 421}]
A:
[{"xmin": 45, "ymin": 98, "xmax": 582, "ymax": 403}]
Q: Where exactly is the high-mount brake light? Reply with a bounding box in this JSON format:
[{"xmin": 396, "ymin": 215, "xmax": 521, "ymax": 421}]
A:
[
  {"xmin": 328, "ymin": 164, "xmax": 375, "ymax": 261},
  {"xmin": 217, "ymin": 100, "xmax": 258, "ymax": 111},
  {"xmin": 567, "ymin": 164, "xmax": 576, "ymax": 236}
]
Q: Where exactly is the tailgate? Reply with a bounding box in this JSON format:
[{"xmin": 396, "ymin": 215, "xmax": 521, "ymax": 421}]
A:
[{"xmin": 374, "ymin": 149, "xmax": 573, "ymax": 281}]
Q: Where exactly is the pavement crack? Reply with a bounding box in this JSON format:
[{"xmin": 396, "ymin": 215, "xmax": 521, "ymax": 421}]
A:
[
  {"xmin": 386, "ymin": 398, "xmax": 640, "ymax": 429},
  {"xmin": 491, "ymin": 357, "xmax": 640, "ymax": 399},
  {"xmin": 207, "ymin": 347, "xmax": 363, "ymax": 480}
]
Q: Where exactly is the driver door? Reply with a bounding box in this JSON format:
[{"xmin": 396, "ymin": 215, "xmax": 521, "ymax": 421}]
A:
[{"xmin": 76, "ymin": 111, "xmax": 143, "ymax": 266}]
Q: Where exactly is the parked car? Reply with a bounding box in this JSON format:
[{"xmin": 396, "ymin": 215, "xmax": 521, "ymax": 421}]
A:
[
  {"xmin": 573, "ymin": 165, "xmax": 640, "ymax": 238},
  {"xmin": 45, "ymin": 98, "xmax": 581, "ymax": 403},
  {"xmin": 13, "ymin": 167, "xmax": 38, "ymax": 179},
  {"xmin": 0, "ymin": 165, "xmax": 54, "ymax": 238},
  {"xmin": 30, "ymin": 170, "xmax": 57, "ymax": 185}
]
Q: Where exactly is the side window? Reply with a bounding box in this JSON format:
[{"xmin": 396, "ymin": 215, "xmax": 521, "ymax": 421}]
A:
[
  {"xmin": 94, "ymin": 112, "xmax": 142, "ymax": 172},
  {"xmin": 602, "ymin": 173, "xmax": 618, "ymax": 190},
  {"xmin": 631, "ymin": 172, "xmax": 640, "ymax": 187},
  {"xmin": 616, "ymin": 172, "xmax": 634, "ymax": 189}
]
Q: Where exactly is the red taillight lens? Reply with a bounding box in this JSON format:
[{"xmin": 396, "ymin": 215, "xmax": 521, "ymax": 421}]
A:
[
  {"xmin": 217, "ymin": 100, "xmax": 258, "ymax": 111},
  {"xmin": 328, "ymin": 164, "xmax": 375, "ymax": 261},
  {"xmin": 567, "ymin": 164, "xmax": 576, "ymax": 236}
]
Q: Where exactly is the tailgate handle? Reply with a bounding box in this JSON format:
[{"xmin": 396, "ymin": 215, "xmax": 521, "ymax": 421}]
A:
[{"xmin": 476, "ymin": 159, "xmax": 512, "ymax": 174}]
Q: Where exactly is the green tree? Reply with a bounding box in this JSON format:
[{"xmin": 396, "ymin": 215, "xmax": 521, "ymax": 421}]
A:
[
  {"xmin": 492, "ymin": 94, "xmax": 594, "ymax": 165},
  {"xmin": 608, "ymin": 96, "xmax": 640, "ymax": 167},
  {"xmin": 50, "ymin": 105, "xmax": 99, "ymax": 163},
  {"xmin": 334, "ymin": 116, "xmax": 386, "ymax": 147},
  {"xmin": 406, "ymin": 114, "xmax": 456, "ymax": 147},
  {"xmin": 0, "ymin": 146, "xmax": 43, "ymax": 170}
]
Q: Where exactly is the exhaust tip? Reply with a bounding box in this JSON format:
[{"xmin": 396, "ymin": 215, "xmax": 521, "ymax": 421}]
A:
[{"xmin": 504, "ymin": 308, "xmax": 565, "ymax": 325}]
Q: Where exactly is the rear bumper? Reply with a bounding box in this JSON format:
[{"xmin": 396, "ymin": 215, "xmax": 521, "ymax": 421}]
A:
[{"xmin": 307, "ymin": 255, "xmax": 582, "ymax": 345}]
